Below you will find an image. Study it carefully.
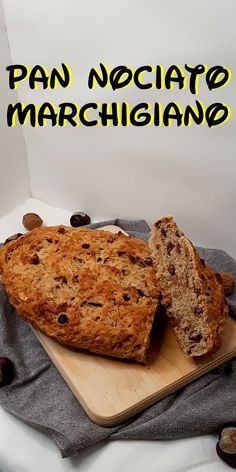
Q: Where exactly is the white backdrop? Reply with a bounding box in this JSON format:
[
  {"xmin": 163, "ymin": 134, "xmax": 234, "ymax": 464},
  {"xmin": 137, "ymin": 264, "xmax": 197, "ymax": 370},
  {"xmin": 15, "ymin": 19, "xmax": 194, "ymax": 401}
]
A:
[
  {"xmin": 2, "ymin": 0, "xmax": 236, "ymax": 256},
  {"xmin": 0, "ymin": 0, "xmax": 30, "ymax": 218}
]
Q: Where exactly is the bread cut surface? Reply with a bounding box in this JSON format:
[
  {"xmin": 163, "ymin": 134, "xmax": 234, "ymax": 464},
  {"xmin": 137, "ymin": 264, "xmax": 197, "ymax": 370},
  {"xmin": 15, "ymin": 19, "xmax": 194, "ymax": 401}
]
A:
[
  {"xmin": 0, "ymin": 226, "xmax": 160, "ymax": 363},
  {"xmin": 149, "ymin": 217, "xmax": 228, "ymax": 357}
]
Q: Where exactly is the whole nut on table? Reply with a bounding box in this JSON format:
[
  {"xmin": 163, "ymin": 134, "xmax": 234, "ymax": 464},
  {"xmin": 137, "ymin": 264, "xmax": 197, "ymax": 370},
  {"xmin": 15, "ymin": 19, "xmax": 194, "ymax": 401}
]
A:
[
  {"xmin": 216, "ymin": 425, "xmax": 236, "ymax": 468},
  {"xmin": 22, "ymin": 213, "xmax": 43, "ymax": 231},
  {"xmin": 70, "ymin": 212, "xmax": 91, "ymax": 227},
  {"xmin": 219, "ymin": 427, "xmax": 236, "ymax": 454}
]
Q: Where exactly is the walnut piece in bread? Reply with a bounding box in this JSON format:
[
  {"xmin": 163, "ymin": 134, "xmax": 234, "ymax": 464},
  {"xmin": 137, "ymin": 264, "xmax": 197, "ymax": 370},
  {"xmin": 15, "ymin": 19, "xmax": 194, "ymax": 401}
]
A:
[
  {"xmin": 149, "ymin": 216, "xmax": 228, "ymax": 357},
  {"xmin": 0, "ymin": 226, "xmax": 160, "ymax": 363}
]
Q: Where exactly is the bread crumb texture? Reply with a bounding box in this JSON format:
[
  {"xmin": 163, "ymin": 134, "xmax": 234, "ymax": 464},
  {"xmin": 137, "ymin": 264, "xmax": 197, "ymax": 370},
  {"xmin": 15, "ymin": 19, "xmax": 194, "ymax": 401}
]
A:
[
  {"xmin": 0, "ymin": 226, "xmax": 160, "ymax": 363},
  {"xmin": 149, "ymin": 216, "xmax": 228, "ymax": 357}
]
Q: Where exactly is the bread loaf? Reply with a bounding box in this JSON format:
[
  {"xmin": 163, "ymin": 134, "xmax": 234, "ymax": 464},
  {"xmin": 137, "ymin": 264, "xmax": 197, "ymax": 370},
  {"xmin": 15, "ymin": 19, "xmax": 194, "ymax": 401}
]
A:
[
  {"xmin": 0, "ymin": 225, "xmax": 160, "ymax": 363},
  {"xmin": 149, "ymin": 216, "xmax": 228, "ymax": 356}
]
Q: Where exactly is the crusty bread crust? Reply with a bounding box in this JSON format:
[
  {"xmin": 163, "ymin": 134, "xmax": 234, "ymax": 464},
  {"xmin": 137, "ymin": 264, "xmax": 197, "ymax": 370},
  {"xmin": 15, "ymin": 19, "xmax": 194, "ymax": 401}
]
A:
[
  {"xmin": 149, "ymin": 216, "xmax": 228, "ymax": 357},
  {"xmin": 0, "ymin": 226, "xmax": 160, "ymax": 363}
]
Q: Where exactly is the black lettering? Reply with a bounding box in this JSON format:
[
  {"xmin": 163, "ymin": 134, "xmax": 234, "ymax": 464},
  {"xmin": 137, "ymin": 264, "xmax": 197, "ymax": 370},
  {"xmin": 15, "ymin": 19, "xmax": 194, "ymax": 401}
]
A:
[
  {"xmin": 58, "ymin": 103, "xmax": 78, "ymax": 126},
  {"xmin": 184, "ymin": 100, "xmax": 204, "ymax": 125},
  {"xmin": 121, "ymin": 102, "xmax": 129, "ymax": 126},
  {"xmin": 155, "ymin": 66, "xmax": 163, "ymax": 89},
  {"xmin": 206, "ymin": 66, "xmax": 230, "ymax": 91},
  {"xmin": 50, "ymin": 64, "xmax": 71, "ymax": 89},
  {"xmin": 153, "ymin": 102, "xmax": 161, "ymax": 126},
  {"xmin": 185, "ymin": 64, "xmax": 206, "ymax": 94},
  {"xmin": 6, "ymin": 65, "xmax": 28, "ymax": 89},
  {"xmin": 163, "ymin": 102, "xmax": 182, "ymax": 126},
  {"xmin": 88, "ymin": 63, "xmax": 108, "ymax": 89},
  {"xmin": 205, "ymin": 103, "xmax": 229, "ymax": 127},
  {"xmin": 134, "ymin": 66, "xmax": 152, "ymax": 89},
  {"xmin": 7, "ymin": 103, "xmax": 36, "ymax": 126},
  {"xmin": 38, "ymin": 102, "xmax": 57, "ymax": 126},
  {"xmin": 29, "ymin": 65, "xmax": 49, "ymax": 89},
  {"xmin": 79, "ymin": 103, "xmax": 98, "ymax": 126},
  {"xmin": 165, "ymin": 66, "xmax": 185, "ymax": 90},
  {"xmin": 130, "ymin": 103, "xmax": 151, "ymax": 126},
  {"xmin": 110, "ymin": 66, "xmax": 132, "ymax": 90},
  {"xmin": 98, "ymin": 103, "xmax": 119, "ymax": 126}
]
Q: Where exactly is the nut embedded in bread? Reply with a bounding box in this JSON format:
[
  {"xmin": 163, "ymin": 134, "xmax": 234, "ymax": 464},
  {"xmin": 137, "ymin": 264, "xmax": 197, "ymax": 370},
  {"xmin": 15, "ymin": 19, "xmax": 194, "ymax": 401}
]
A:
[
  {"xmin": 0, "ymin": 225, "xmax": 160, "ymax": 363},
  {"xmin": 149, "ymin": 216, "xmax": 228, "ymax": 357}
]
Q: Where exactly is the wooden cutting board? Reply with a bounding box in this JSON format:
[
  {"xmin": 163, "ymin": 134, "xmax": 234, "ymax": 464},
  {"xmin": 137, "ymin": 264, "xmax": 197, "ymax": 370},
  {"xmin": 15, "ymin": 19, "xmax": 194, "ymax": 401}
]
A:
[{"xmin": 33, "ymin": 225, "xmax": 236, "ymax": 426}]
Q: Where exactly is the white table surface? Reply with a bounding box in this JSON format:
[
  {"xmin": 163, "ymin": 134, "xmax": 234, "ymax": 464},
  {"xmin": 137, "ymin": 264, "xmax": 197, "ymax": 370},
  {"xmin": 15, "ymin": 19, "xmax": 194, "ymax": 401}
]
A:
[{"xmin": 0, "ymin": 199, "xmax": 228, "ymax": 471}]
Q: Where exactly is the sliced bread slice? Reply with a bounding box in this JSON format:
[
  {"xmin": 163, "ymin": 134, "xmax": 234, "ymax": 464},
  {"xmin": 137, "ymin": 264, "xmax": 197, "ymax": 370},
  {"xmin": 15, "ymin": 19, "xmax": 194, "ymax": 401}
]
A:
[{"xmin": 149, "ymin": 216, "xmax": 228, "ymax": 356}]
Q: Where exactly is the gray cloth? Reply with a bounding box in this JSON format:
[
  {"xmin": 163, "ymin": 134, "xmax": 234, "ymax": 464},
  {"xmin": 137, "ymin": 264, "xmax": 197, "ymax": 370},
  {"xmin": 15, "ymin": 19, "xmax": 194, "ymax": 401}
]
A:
[{"xmin": 0, "ymin": 219, "xmax": 236, "ymax": 458}]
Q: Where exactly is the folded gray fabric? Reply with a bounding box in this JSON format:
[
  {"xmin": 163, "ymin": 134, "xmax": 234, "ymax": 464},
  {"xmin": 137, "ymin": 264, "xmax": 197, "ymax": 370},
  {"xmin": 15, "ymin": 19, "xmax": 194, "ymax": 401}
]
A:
[{"xmin": 0, "ymin": 219, "xmax": 236, "ymax": 458}]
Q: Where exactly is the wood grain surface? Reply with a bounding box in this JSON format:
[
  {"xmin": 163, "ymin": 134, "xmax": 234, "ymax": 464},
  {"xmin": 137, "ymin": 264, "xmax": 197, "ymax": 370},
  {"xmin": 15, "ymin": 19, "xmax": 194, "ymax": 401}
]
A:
[{"xmin": 33, "ymin": 225, "xmax": 236, "ymax": 426}]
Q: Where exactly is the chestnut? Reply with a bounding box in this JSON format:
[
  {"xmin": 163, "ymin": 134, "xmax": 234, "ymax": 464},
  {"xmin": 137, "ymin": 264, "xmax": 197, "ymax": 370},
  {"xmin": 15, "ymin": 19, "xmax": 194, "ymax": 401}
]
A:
[
  {"xmin": 70, "ymin": 212, "xmax": 91, "ymax": 227},
  {"xmin": 216, "ymin": 424, "xmax": 236, "ymax": 468}
]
